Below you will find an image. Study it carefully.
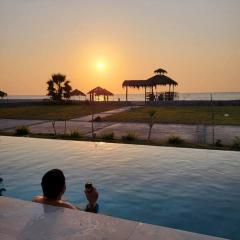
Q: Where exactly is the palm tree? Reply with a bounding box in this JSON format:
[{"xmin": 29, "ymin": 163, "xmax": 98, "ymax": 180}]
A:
[
  {"xmin": 46, "ymin": 74, "xmax": 72, "ymax": 101},
  {"xmin": 63, "ymin": 80, "xmax": 72, "ymax": 99},
  {"xmin": 154, "ymin": 68, "xmax": 168, "ymax": 75}
]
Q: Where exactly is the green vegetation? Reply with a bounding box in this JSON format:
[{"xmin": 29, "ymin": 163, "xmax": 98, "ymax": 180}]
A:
[
  {"xmin": 168, "ymin": 136, "xmax": 184, "ymax": 145},
  {"xmin": 103, "ymin": 106, "xmax": 240, "ymax": 125},
  {"xmin": 232, "ymin": 137, "xmax": 240, "ymax": 149},
  {"xmin": 0, "ymin": 131, "xmax": 239, "ymax": 152},
  {"xmin": 1, "ymin": 132, "xmax": 239, "ymax": 152},
  {"xmin": 0, "ymin": 104, "xmax": 117, "ymax": 120},
  {"xmin": 14, "ymin": 126, "xmax": 30, "ymax": 136},
  {"xmin": 122, "ymin": 131, "xmax": 137, "ymax": 141},
  {"xmin": 70, "ymin": 130, "xmax": 82, "ymax": 139},
  {"xmin": 93, "ymin": 116, "xmax": 102, "ymax": 122},
  {"xmin": 215, "ymin": 139, "xmax": 223, "ymax": 147},
  {"xmin": 100, "ymin": 131, "xmax": 114, "ymax": 140}
]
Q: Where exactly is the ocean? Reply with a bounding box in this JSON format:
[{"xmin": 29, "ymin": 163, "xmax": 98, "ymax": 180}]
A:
[{"xmin": 6, "ymin": 92, "xmax": 240, "ymax": 101}]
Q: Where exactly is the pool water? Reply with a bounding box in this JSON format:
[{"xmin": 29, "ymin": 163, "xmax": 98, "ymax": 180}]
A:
[{"xmin": 0, "ymin": 136, "xmax": 239, "ymax": 239}]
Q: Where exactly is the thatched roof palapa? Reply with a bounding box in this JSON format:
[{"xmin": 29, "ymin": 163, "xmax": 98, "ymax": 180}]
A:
[
  {"xmin": 0, "ymin": 91, "xmax": 7, "ymax": 98},
  {"xmin": 147, "ymin": 74, "xmax": 178, "ymax": 86},
  {"xmin": 122, "ymin": 75, "xmax": 178, "ymax": 89},
  {"xmin": 87, "ymin": 87, "xmax": 114, "ymax": 96},
  {"xmin": 70, "ymin": 89, "xmax": 86, "ymax": 97}
]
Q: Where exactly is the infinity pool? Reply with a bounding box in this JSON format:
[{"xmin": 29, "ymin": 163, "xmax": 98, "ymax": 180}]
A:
[{"xmin": 0, "ymin": 136, "xmax": 239, "ymax": 239}]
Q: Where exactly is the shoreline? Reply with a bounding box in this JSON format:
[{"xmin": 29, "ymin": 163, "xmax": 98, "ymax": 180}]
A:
[{"xmin": 1, "ymin": 98, "xmax": 240, "ymax": 106}]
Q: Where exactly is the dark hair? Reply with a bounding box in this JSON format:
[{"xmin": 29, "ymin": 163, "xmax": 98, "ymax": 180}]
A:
[
  {"xmin": 41, "ymin": 169, "xmax": 65, "ymax": 200},
  {"xmin": 85, "ymin": 182, "xmax": 93, "ymax": 189}
]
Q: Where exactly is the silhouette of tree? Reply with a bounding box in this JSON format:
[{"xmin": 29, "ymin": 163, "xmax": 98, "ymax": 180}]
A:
[
  {"xmin": 63, "ymin": 80, "xmax": 72, "ymax": 99},
  {"xmin": 154, "ymin": 68, "xmax": 168, "ymax": 75},
  {"xmin": 0, "ymin": 91, "xmax": 7, "ymax": 99},
  {"xmin": 46, "ymin": 74, "xmax": 72, "ymax": 101},
  {"xmin": 147, "ymin": 109, "xmax": 156, "ymax": 141}
]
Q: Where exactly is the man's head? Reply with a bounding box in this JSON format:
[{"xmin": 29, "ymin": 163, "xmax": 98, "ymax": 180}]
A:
[
  {"xmin": 41, "ymin": 169, "xmax": 66, "ymax": 200},
  {"xmin": 85, "ymin": 182, "xmax": 93, "ymax": 193}
]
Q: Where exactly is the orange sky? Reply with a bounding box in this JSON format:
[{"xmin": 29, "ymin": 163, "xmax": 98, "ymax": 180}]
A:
[{"xmin": 1, "ymin": 0, "xmax": 240, "ymax": 95}]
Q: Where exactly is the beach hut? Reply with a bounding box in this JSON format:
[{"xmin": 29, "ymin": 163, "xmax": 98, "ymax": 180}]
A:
[
  {"xmin": 0, "ymin": 91, "xmax": 7, "ymax": 99},
  {"xmin": 70, "ymin": 89, "xmax": 86, "ymax": 101},
  {"xmin": 87, "ymin": 87, "xmax": 114, "ymax": 102},
  {"xmin": 122, "ymin": 70, "xmax": 178, "ymax": 102}
]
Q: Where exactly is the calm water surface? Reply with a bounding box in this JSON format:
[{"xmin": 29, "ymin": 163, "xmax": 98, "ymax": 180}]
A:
[
  {"xmin": 7, "ymin": 92, "xmax": 240, "ymax": 101},
  {"xmin": 0, "ymin": 136, "xmax": 239, "ymax": 239}
]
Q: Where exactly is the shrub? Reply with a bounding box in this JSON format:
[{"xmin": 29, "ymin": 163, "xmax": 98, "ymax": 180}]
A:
[
  {"xmin": 168, "ymin": 135, "xmax": 184, "ymax": 145},
  {"xmin": 232, "ymin": 137, "xmax": 240, "ymax": 149},
  {"xmin": 93, "ymin": 116, "xmax": 102, "ymax": 122},
  {"xmin": 101, "ymin": 132, "xmax": 114, "ymax": 140},
  {"xmin": 70, "ymin": 131, "xmax": 82, "ymax": 139},
  {"xmin": 14, "ymin": 126, "xmax": 30, "ymax": 136},
  {"xmin": 215, "ymin": 139, "xmax": 223, "ymax": 147},
  {"xmin": 122, "ymin": 131, "xmax": 137, "ymax": 141}
]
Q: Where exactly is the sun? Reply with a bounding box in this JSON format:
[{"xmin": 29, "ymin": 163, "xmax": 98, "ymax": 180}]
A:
[{"xmin": 97, "ymin": 62, "xmax": 105, "ymax": 70}]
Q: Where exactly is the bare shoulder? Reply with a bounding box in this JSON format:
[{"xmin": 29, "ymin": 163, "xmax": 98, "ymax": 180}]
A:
[
  {"xmin": 59, "ymin": 201, "xmax": 77, "ymax": 210},
  {"xmin": 32, "ymin": 196, "xmax": 45, "ymax": 203}
]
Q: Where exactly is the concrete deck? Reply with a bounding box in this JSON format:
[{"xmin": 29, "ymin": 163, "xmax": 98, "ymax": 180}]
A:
[{"xmin": 0, "ymin": 197, "xmax": 226, "ymax": 240}]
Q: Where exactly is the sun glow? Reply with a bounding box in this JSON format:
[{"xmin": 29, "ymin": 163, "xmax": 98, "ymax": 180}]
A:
[{"xmin": 97, "ymin": 62, "xmax": 105, "ymax": 70}]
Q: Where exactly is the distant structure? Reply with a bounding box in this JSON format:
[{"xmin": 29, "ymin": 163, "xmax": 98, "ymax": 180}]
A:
[
  {"xmin": 0, "ymin": 91, "xmax": 7, "ymax": 99},
  {"xmin": 70, "ymin": 89, "xmax": 86, "ymax": 101},
  {"xmin": 122, "ymin": 68, "xmax": 178, "ymax": 102},
  {"xmin": 87, "ymin": 87, "xmax": 114, "ymax": 102}
]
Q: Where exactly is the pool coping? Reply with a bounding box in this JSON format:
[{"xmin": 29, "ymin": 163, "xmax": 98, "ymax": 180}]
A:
[{"xmin": 0, "ymin": 197, "xmax": 227, "ymax": 240}]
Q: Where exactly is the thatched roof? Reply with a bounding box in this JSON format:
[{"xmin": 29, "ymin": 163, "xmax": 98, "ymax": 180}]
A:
[
  {"xmin": 122, "ymin": 74, "xmax": 178, "ymax": 88},
  {"xmin": 0, "ymin": 91, "xmax": 7, "ymax": 97},
  {"xmin": 122, "ymin": 80, "xmax": 148, "ymax": 88},
  {"xmin": 70, "ymin": 89, "xmax": 86, "ymax": 97},
  {"xmin": 87, "ymin": 87, "xmax": 114, "ymax": 96},
  {"xmin": 147, "ymin": 74, "xmax": 178, "ymax": 86}
]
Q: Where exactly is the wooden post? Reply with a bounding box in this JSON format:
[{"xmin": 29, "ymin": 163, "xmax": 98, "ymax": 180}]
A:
[
  {"xmin": 144, "ymin": 86, "xmax": 146, "ymax": 103},
  {"xmin": 64, "ymin": 120, "xmax": 67, "ymax": 135},
  {"xmin": 211, "ymin": 93, "xmax": 215, "ymax": 145},
  {"xmin": 126, "ymin": 86, "xmax": 128, "ymax": 102}
]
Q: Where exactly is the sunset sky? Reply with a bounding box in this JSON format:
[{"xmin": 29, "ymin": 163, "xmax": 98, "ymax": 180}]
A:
[{"xmin": 1, "ymin": 0, "xmax": 240, "ymax": 95}]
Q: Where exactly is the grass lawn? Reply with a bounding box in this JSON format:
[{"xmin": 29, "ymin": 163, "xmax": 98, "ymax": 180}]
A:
[
  {"xmin": 0, "ymin": 104, "xmax": 117, "ymax": 120},
  {"xmin": 103, "ymin": 106, "xmax": 240, "ymax": 125}
]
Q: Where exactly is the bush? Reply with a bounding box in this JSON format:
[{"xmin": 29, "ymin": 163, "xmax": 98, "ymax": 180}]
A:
[
  {"xmin": 122, "ymin": 131, "xmax": 137, "ymax": 141},
  {"xmin": 168, "ymin": 136, "xmax": 184, "ymax": 145},
  {"xmin": 14, "ymin": 126, "xmax": 30, "ymax": 136},
  {"xmin": 93, "ymin": 116, "xmax": 102, "ymax": 122},
  {"xmin": 101, "ymin": 132, "xmax": 114, "ymax": 140},
  {"xmin": 232, "ymin": 137, "xmax": 240, "ymax": 149},
  {"xmin": 70, "ymin": 131, "xmax": 82, "ymax": 139},
  {"xmin": 215, "ymin": 139, "xmax": 223, "ymax": 147}
]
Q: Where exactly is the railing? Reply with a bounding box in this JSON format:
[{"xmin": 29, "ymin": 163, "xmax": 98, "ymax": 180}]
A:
[{"xmin": 146, "ymin": 92, "xmax": 179, "ymax": 101}]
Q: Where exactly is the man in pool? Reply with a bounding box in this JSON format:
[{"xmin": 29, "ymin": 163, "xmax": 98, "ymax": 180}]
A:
[
  {"xmin": 33, "ymin": 169, "xmax": 76, "ymax": 209},
  {"xmin": 84, "ymin": 182, "xmax": 99, "ymax": 213}
]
